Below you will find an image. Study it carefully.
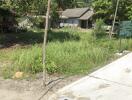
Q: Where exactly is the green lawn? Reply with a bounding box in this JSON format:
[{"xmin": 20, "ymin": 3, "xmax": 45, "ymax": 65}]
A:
[{"xmin": 0, "ymin": 28, "xmax": 132, "ymax": 78}]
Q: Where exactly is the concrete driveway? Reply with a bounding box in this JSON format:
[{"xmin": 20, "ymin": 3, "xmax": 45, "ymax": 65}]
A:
[{"xmin": 49, "ymin": 53, "xmax": 132, "ymax": 100}]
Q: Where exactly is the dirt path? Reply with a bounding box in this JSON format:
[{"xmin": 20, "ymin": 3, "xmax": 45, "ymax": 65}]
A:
[{"xmin": 0, "ymin": 74, "xmax": 83, "ymax": 100}]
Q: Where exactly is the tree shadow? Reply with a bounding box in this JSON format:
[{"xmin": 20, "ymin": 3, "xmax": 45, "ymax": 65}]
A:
[
  {"xmin": 0, "ymin": 30, "xmax": 80, "ymax": 48},
  {"xmin": 47, "ymin": 30, "xmax": 80, "ymax": 42},
  {"xmin": 95, "ymin": 33, "xmax": 108, "ymax": 39}
]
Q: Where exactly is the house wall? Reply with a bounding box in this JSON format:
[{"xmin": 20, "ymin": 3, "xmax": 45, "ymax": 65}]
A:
[
  {"xmin": 60, "ymin": 19, "xmax": 80, "ymax": 27},
  {"xmin": 80, "ymin": 19, "xmax": 92, "ymax": 29}
]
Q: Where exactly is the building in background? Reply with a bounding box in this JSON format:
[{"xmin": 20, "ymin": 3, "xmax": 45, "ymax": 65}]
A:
[{"xmin": 60, "ymin": 7, "xmax": 94, "ymax": 28}]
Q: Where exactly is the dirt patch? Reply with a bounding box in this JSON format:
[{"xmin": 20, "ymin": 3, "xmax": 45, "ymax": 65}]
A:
[
  {"xmin": 0, "ymin": 74, "xmax": 83, "ymax": 100},
  {"xmin": 76, "ymin": 97, "xmax": 91, "ymax": 100}
]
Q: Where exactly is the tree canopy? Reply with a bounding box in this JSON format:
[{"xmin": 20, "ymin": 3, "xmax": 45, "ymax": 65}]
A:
[
  {"xmin": 93, "ymin": 0, "xmax": 132, "ymax": 21},
  {"xmin": 0, "ymin": 0, "xmax": 131, "ymax": 20},
  {"xmin": 0, "ymin": 0, "xmax": 91, "ymax": 14}
]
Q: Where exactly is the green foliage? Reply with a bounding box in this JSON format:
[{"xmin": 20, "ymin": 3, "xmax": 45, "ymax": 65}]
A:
[
  {"xmin": 93, "ymin": 0, "xmax": 132, "ymax": 21},
  {"xmin": 55, "ymin": 0, "xmax": 90, "ymax": 10},
  {"xmin": 92, "ymin": 0, "xmax": 112, "ymax": 20},
  {"xmin": 1, "ymin": 66, "xmax": 14, "ymax": 79},
  {"xmin": 1, "ymin": 0, "xmax": 92, "ymax": 28},
  {"xmin": 0, "ymin": 0, "xmax": 131, "ymax": 21},
  {"xmin": 31, "ymin": 17, "xmax": 45, "ymax": 28},
  {"xmin": 46, "ymin": 60, "xmax": 58, "ymax": 74},
  {"xmin": 0, "ymin": 0, "xmax": 47, "ymax": 15},
  {"xmin": 10, "ymin": 45, "xmax": 43, "ymax": 74},
  {"xmin": 93, "ymin": 19, "xmax": 106, "ymax": 37},
  {"xmin": 115, "ymin": 0, "xmax": 132, "ymax": 20},
  {"xmin": 0, "ymin": 28, "xmax": 132, "ymax": 78},
  {"xmin": 125, "ymin": 2, "xmax": 132, "ymax": 20},
  {"xmin": 0, "ymin": 0, "xmax": 91, "ymax": 15}
]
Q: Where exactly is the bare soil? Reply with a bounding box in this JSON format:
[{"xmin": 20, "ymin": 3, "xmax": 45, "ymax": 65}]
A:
[{"xmin": 0, "ymin": 73, "xmax": 83, "ymax": 100}]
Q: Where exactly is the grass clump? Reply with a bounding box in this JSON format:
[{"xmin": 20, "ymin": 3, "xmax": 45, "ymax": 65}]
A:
[
  {"xmin": 10, "ymin": 45, "xmax": 43, "ymax": 74},
  {"xmin": 46, "ymin": 41, "xmax": 111, "ymax": 75}
]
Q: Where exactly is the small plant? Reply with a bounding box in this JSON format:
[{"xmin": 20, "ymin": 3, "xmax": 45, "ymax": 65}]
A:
[
  {"xmin": 93, "ymin": 19, "xmax": 106, "ymax": 37},
  {"xmin": 46, "ymin": 60, "xmax": 58, "ymax": 74}
]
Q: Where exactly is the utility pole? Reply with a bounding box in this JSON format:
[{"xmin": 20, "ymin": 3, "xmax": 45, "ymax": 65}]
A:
[
  {"xmin": 42, "ymin": 0, "xmax": 51, "ymax": 86},
  {"xmin": 110, "ymin": 0, "xmax": 120, "ymax": 39}
]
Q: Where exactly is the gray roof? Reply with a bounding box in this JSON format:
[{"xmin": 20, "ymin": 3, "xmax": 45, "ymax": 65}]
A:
[
  {"xmin": 61, "ymin": 8, "xmax": 89, "ymax": 18},
  {"xmin": 79, "ymin": 10, "xmax": 94, "ymax": 20}
]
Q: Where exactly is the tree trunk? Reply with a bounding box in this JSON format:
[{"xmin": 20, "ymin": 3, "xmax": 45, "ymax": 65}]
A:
[{"xmin": 42, "ymin": 0, "xmax": 51, "ymax": 86}]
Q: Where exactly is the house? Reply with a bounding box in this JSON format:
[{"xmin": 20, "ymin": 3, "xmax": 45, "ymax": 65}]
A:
[
  {"xmin": 60, "ymin": 7, "xmax": 94, "ymax": 28},
  {"xmin": 0, "ymin": 8, "xmax": 17, "ymax": 32}
]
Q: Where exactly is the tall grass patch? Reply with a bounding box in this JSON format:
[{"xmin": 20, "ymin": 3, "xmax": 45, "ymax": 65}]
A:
[
  {"xmin": 10, "ymin": 45, "xmax": 43, "ymax": 74},
  {"xmin": 0, "ymin": 28, "xmax": 132, "ymax": 78},
  {"xmin": 46, "ymin": 41, "xmax": 111, "ymax": 75}
]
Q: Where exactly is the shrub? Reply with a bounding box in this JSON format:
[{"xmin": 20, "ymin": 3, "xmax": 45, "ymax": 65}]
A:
[{"xmin": 93, "ymin": 19, "xmax": 106, "ymax": 37}]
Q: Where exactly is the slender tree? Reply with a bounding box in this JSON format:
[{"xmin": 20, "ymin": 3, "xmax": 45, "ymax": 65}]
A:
[
  {"xmin": 42, "ymin": 0, "xmax": 51, "ymax": 86},
  {"xmin": 110, "ymin": 0, "xmax": 120, "ymax": 39}
]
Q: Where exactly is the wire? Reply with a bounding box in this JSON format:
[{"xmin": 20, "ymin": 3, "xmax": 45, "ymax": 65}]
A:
[{"xmin": 38, "ymin": 77, "xmax": 65, "ymax": 100}]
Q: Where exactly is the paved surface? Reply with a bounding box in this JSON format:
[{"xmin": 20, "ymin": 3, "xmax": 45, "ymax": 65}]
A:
[{"xmin": 49, "ymin": 53, "xmax": 132, "ymax": 100}]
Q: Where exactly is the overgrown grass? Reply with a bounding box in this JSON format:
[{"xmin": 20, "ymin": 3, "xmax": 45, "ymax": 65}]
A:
[{"xmin": 0, "ymin": 28, "xmax": 132, "ymax": 78}]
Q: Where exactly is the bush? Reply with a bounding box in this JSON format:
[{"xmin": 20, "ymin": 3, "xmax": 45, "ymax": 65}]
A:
[
  {"xmin": 93, "ymin": 19, "xmax": 106, "ymax": 37},
  {"xmin": 31, "ymin": 17, "xmax": 45, "ymax": 28}
]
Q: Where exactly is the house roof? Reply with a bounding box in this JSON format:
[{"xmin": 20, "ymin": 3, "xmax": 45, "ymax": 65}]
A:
[
  {"xmin": 79, "ymin": 10, "xmax": 94, "ymax": 20},
  {"xmin": 61, "ymin": 7, "xmax": 89, "ymax": 18}
]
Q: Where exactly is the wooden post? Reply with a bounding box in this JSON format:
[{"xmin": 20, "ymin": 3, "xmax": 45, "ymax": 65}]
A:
[
  {"xmin": 110, "ymin": 0, "xmax": 120, "ymax": 39},
  {"xmin": 119, "ymin": 37, "xmax": 122, "ymax": 52},
  {"xmin": 87, "ymin": 20, "xmax": 89, "ymax": 29},
  {"xmin": 42, "ymin": 0, "xmax": 51, "ymax": 86}
]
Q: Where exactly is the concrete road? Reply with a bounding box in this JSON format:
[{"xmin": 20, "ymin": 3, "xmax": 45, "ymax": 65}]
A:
[{"xmin": 49, "ymin": 53, "xmax": 132, "ymax": 100}]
